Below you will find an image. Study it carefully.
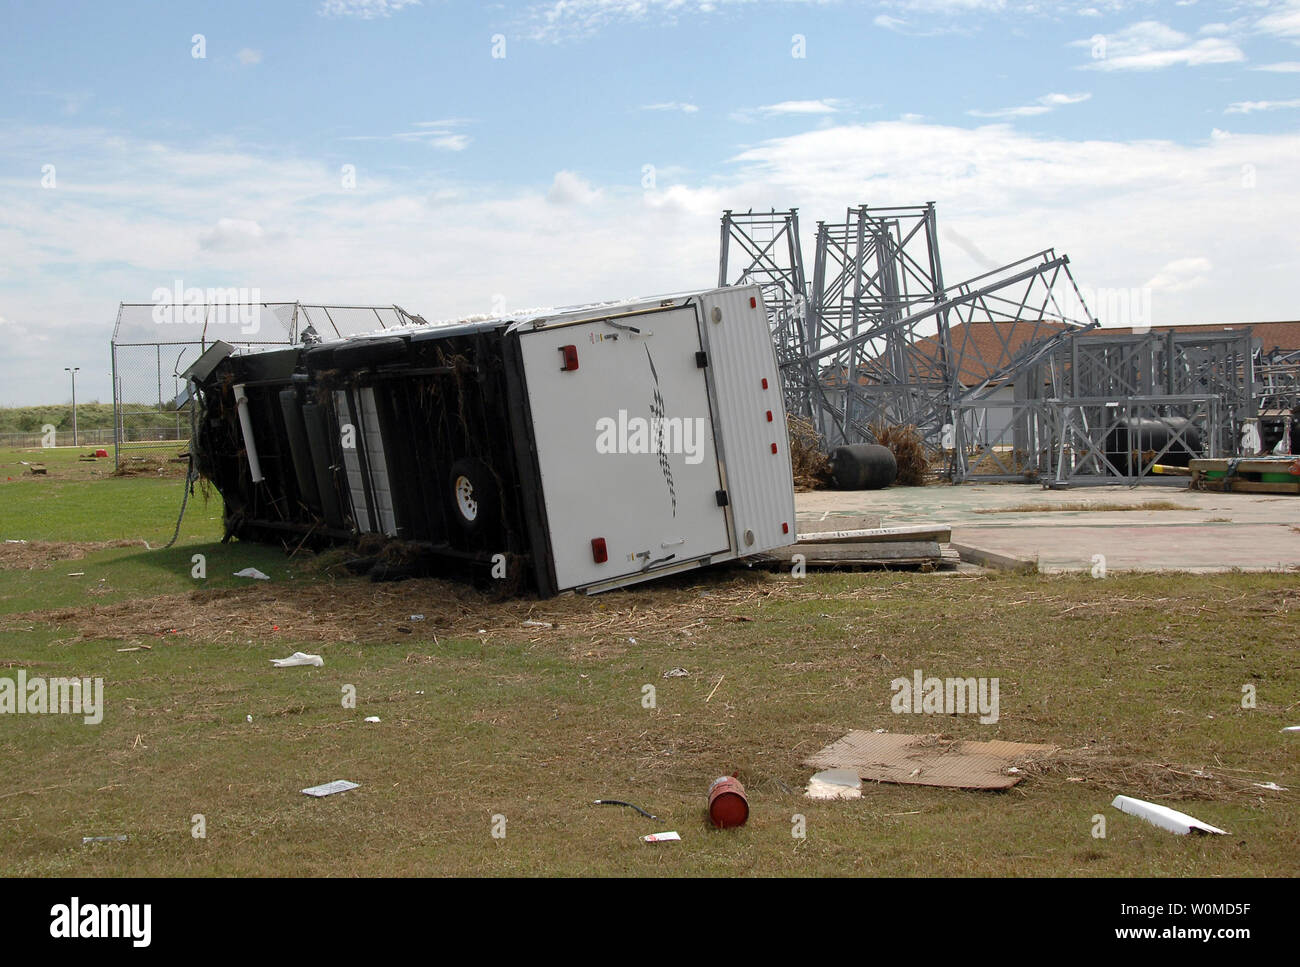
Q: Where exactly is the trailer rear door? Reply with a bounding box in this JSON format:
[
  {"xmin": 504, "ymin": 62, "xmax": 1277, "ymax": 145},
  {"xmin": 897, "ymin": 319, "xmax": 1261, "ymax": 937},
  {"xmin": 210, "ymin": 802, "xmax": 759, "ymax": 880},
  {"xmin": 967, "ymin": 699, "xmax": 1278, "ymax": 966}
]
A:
[{"xmin": 515, "ymin": 306, "xmax": 731, "ymax": 591}]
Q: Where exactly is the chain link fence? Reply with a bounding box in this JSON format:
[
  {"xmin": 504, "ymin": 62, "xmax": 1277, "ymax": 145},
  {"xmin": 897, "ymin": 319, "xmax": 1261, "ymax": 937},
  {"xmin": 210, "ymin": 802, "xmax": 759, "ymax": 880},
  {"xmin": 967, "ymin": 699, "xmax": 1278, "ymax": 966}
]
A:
[{"xmin": 111, "ymin": 301, "xmax": 424, "ymax": 468}]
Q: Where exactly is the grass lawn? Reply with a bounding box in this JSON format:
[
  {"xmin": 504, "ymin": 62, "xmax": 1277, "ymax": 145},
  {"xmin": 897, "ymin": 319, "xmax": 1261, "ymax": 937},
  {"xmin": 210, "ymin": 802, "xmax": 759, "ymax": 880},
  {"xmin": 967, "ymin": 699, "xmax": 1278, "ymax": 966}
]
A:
[{"xmin": 1, "ymin": 447, "xmax": 1297, "ymax": 876}]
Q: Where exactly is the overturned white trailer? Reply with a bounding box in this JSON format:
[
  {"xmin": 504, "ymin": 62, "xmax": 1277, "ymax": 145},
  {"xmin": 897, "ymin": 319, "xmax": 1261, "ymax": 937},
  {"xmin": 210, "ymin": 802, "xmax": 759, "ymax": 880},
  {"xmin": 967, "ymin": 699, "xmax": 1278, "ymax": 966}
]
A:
[{"xmin": 189, "ymin": 285, "xmax": 796, "ymax": 595}]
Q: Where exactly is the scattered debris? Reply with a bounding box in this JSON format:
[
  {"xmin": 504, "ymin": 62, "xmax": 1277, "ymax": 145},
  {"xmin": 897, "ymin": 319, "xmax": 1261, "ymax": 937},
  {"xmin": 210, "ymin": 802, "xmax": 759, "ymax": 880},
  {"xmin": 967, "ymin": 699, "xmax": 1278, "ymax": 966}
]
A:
[
  {"xmin": 234, "ymin": 567, "xmax": 270, "ymax": 580},
  {"xmin": 67, "ymin": 572, "xmax": 85, "ymax": 577},
  {"xmin": 522, "ymin": 619, "xmax": 553, "ymax": 629},
  {"xmin": 868, "ymin": 422, "xmax": 928, "ymax": 486},
  {"xmin": 1282, "ymin": 726, "xmax": 1300, "ymax": 733},
  {"xmin": 707, "ymin": 776, "xmax": 749, "ymax": 828},
  {"xmin": 1253, "ymin": 782, "xmax": 1288, "ymax": 792},
  {"xmin": 115, "ymin": 645, "xmax": 152, "ymax": 653},
  {"xmin": 594, "ymin": 799, "xmax": 658, "ymax": 820},
  {"xmin": 269, "ymin": 652, "xmax": 325, "ymax": 670},
  {"xmin": 302, "ymin": 780, "xmax": 360, "ymax": 798},
  {"xmin": 410, "ymin": 614, "xmax": 424, "ymax": 621},
  {"xmin": 662, "ymin": 667, "xmax": 689, "ymax": 679},
  {"xmin": 787, "ymin": 415, "xmax": 833, "ymax": 491},
  {"xmin": 642, "ymin": 831, "xmax": 681, "ymax": 844},
  {"xmin": 269, "ymin": 652, "xmax": 324, "ymax": 668},
  {"xmin": 805, "ymin": 768, "xmax": 863, "ymax": 800},
  {"xmin": 1111, "ymin": 795, "xmax": 1228, "ymax": 836},
  {"xmin": 705, "ymin": 675, "xmax": 725, "ymax": 703},
  {"xmin": 81, "ymin": 835, "xmax": 128, "ymax": 844},
  {"xmin": 804, "ymin": 731, "xmax": 1058, "ymax": 790},
  {"xmin": 363, "ymin": 716, "xmax": 381, "ymax": 723},
  {"xmin": 246, "ymin": 715, "xmax": 253, "ymax": 723}
]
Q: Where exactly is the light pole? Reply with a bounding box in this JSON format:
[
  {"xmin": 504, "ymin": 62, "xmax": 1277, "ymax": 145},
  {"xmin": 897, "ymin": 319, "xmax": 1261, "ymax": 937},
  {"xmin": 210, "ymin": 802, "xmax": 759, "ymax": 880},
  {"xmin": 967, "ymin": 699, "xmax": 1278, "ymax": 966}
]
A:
[{"xmin": 64, "ymin": 367, "xmax": 79, "ymax": 447}]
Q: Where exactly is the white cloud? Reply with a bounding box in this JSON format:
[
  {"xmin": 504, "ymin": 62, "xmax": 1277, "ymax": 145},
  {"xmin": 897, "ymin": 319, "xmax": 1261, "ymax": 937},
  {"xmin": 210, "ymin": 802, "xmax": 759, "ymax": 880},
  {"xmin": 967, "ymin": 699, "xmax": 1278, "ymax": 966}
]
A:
[
  {"xmin": 1251, "ymin": 61, "xmax": 1300, "ymax": 72},
  {"xmin": 733, "ymin": 99, "xmax": 846, "ymax": 122},
  {"xmin": 968, "ymin": 91, "xmax": 1091, "ymax": 118},
  {"xmin": 1256, "ymin": 1, "xmax": 1300, "ymax": 42},
  {"xmin": 341, "ymin": 120, "xmax": 471, "ymax": 150},
  {"xmin": 199, "ymin": 218, "xmax": 267, "ymax": 251},
  {"xmin": 1077, "ymin": 20, "xmax": 1245, "ymax": 71},
  {"xmin": 1143, "ymin": 257, "xmax": 1212, "ymax": 293},
  {"xmin": 642, "ymin": 102, "xmax": 700, "ymax": 113},
  {"xmin": 762, "ymin": 99, "xmax": 842, "ymax": 115},
  {"xmin": 546, "ymin": 170, "xmax": 601, "ymax": 206},
  {"xmin": 236, "ymin": 48, "xmax": 262, "ymax": 66},
  {"xmin": 319, "ymin": 0, "xmax": 421, "ymax": 18},
  {"xmin": 1226, "ymin": 98, "xmax": 1300, "ymax": 114},
  {"xmin": 3, "ymin": 117, "xmax": 1299, "ymax": 404}
]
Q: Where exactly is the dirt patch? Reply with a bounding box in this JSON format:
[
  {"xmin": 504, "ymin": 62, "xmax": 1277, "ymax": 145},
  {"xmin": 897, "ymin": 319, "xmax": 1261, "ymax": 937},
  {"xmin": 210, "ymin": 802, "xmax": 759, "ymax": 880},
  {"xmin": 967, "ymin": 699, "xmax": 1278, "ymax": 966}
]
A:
[
  {"xmin": 5, "ymin": 569, "xmax": 794, "ymax": 649},
  {"xmin": 974, "ymin": 501, "xmax": 1188, "ymax": 515},
  {"xmin": 112, "ymin": 456, "xmax": 189, "ymax": 478},
  {"xmin": 0, "ymin": 540, "xmax": 149, "ymax": 571},
  {"xmin": 1026, "ymin": 748, "xmax": 1294, "ymax": 805}
]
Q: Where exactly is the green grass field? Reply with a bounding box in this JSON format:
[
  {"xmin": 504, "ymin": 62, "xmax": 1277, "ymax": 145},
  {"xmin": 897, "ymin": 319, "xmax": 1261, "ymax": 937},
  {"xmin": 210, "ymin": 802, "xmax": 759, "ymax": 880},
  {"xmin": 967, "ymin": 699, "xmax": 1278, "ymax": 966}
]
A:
[{"xmin": 1, "ymin": 446, "xmax": 1297, "ymax": 876}]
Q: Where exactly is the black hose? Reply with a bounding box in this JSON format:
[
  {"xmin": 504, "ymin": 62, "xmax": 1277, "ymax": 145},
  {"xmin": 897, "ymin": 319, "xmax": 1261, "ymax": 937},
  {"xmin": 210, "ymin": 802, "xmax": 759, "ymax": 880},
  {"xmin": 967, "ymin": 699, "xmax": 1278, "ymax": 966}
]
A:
[{"xmin": 593, "ymin": 800, "xmax": 657, "ymax": 820}]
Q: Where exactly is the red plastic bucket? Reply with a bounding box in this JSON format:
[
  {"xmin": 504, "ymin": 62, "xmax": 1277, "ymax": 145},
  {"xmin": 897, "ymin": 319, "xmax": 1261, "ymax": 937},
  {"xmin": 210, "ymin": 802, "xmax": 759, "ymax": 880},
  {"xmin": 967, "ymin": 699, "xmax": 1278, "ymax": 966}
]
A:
[{"xmin": 707, "ymin": 776, "xmax": 749, "ymax": 828}]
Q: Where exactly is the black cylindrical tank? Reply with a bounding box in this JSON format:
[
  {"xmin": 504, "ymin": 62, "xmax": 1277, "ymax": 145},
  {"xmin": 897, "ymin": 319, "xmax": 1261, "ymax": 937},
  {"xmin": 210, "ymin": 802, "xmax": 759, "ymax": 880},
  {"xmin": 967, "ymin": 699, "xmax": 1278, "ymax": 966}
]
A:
[
  {"xmin": 1104, "ymin": 417, "xmax": 1203, "ymax": 468},
  {"xmin": 829, "ymin": 444, "xmax": 898, "ymax": 490}
]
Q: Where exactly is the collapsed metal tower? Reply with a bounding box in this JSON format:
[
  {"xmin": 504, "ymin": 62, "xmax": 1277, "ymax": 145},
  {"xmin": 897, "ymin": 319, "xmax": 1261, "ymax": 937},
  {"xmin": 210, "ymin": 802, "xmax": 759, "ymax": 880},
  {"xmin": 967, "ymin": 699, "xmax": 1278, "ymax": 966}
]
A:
[
  {"xmin": 718, "ymin": 203, "xmax": 1260, "ymax": 485},
  {"xmin": 719, "ymin": 204, "xmax": 1096, "ymax": 453}
]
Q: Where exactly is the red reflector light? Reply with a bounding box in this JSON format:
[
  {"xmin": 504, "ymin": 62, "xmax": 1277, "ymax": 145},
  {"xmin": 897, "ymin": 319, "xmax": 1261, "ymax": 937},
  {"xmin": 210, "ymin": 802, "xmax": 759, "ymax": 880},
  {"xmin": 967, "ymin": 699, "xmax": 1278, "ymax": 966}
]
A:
[
  {"xmin": 782, "ymin": 522, "xmax": 789, "ymax": 534},
  {"xmin": 591, "ymin": 538, "xmax": 608, "ymax": 563},
  {"xmin": 749, "ymin": 296, "xmax": 757, "ymax": 308},
  {"xmin": 559, "ymin": 345, "xmax": 579, "ymax": 371},
  {"xmin": 771, "ymin": 443, "xmax": 778, "ymax": 454},
  {"xmin": 766, "ymin": 410, "xmax": 773, "ymax": 422},
  {"xmin": 761, "ymin": 378, "xmax": 768, "ymax": 390}
]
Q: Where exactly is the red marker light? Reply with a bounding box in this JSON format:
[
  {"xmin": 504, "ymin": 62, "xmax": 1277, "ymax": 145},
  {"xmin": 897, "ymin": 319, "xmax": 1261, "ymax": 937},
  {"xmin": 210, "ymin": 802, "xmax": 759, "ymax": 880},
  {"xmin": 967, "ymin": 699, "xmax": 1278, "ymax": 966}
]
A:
[
  {"xmin": 749, "ymin": 296, "xmax": 757, "ymax": 308},
  {"xmin": 559, "ymin": 345, "xmax": 579, "ymax": 371},
  {"xmin": 761, "ymin": 378, "xmax": 768, "ymax": 390},
  {"xmin": 591, "ymin": 538, "xmax": 608, "ymax": 563},
  {"xmin": 771, "ymin": 443, "xmax": 778, "ymax": 454},
  {"xmin": 782, "ymin": 522, "xmax": 789, "ymax": 534},
  {"xmin": 766, "ymin": 410, "xmax": 773, "ymax": 422}
]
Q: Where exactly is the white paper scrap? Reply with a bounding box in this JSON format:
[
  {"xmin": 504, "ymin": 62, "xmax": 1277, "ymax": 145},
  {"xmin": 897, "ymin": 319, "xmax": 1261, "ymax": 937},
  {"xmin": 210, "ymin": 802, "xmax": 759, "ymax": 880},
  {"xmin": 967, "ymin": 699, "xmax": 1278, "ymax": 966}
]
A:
[
  {"xmin": 642, "ymin": 831, "xmax": 681, "ymax": 843},
  {"xmin": 270, "ymin": 652, "xmax": 324, "ymax": 668},
  {"xmin": 302, "ymin": 780, "xmax": 359, "ymax": 798}
]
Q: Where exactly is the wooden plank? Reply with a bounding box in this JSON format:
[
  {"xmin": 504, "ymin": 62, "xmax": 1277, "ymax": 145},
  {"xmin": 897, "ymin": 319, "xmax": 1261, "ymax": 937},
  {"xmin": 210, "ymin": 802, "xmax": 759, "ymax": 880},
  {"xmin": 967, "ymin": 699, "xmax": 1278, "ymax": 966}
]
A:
[
  {"xmin": 1219, "ymin": 480, "xmax": 1300, "ymax": 494},
  {"xmin": 949, "ymin": 542, "xmax": 1037, "ymax": 573},
  {"xmin": 760, "ymin": 541, "xmax": 942, "ymax": 563},
  {"xmin": 1190, "ymin": 457, "xmax": 1299, "ymax": 475},
  {"xmin": 796, "ymin": 515, "xmax": 883, "ymax": 535},
  {"xmin": 795, "ymin": 525, "xmax": 951, "ymax": 545}
]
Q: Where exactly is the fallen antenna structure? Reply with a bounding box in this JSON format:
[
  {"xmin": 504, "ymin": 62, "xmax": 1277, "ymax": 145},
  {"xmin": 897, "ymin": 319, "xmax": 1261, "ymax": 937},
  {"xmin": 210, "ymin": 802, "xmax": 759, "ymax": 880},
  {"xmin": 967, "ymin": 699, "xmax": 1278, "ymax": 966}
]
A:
[{"xmin": 720, "ymin": 203, "xmax": 1263, "ymax": 485}]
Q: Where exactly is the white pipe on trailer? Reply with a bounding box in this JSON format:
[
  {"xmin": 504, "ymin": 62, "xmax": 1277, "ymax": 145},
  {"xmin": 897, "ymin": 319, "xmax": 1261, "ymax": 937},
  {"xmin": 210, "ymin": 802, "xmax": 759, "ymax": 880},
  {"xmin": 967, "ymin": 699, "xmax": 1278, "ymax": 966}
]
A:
[{"xmin": 232, "ymin": 383, "xmax": 265, "ymax": 483}]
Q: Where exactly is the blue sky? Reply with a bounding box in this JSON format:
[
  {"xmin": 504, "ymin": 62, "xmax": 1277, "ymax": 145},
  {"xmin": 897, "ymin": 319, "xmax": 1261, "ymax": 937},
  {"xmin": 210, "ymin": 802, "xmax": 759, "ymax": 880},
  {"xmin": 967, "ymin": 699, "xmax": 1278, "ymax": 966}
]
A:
[{"xmin": 2, "ymin": 0, "xmax": 1299, "ymax": 405}]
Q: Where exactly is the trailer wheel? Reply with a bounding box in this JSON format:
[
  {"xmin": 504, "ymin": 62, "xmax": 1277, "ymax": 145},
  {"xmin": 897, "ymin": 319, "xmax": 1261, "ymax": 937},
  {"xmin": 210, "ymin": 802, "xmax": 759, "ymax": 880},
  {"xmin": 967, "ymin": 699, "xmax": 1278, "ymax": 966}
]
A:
[{"xmin": 447, "ymin": 458, "xmax": 498, "ymax": 535}]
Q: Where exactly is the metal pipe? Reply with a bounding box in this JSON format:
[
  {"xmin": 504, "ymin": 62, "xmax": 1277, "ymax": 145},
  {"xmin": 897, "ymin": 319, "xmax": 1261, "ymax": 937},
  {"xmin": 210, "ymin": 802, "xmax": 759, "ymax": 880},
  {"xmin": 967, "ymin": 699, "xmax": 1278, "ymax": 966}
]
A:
[{"xmin": 232, "ymin": 383, "xmax": 264, "ymax": 483}]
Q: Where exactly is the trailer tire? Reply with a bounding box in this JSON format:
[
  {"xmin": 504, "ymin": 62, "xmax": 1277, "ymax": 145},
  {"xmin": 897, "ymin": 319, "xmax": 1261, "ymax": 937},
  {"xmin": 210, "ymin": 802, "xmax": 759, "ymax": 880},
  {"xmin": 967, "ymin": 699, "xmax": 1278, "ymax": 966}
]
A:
[{"xmin": 447, "ymin": 458, "xmax": 499, "ymax": 536}]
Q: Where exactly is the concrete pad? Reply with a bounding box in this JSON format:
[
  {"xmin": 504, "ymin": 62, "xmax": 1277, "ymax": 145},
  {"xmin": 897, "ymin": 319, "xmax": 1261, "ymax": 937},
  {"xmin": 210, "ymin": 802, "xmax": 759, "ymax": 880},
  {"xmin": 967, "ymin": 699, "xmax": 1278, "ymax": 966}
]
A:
[{"xmin": 796, "ymin": 484, "xmax": 1300, "ymax": 574}]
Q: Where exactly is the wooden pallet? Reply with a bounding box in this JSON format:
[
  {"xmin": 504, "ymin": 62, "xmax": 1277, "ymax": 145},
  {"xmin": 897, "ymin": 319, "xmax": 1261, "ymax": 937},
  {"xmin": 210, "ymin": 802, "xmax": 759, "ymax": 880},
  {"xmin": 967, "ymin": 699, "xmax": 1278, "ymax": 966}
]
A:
[{"xmin": 1190, "ymin": 456, "xmax": 1300, "ymax": 494}]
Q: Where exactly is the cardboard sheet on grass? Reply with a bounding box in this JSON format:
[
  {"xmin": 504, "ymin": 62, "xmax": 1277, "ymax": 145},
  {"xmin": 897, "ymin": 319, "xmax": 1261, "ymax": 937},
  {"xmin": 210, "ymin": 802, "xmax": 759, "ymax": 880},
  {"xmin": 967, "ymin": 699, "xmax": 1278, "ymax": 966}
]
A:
[{"xmin": 805, "ymin": 731, "xmax": 1057, "ymax": 790}]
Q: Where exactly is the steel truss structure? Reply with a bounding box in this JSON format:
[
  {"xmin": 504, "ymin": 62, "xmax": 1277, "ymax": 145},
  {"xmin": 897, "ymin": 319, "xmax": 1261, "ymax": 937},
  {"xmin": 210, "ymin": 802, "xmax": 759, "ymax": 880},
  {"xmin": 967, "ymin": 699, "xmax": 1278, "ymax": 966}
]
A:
[
  {"xmin": 718, "ymin": 204, "xmax": 1095, "ymax": 451},
  {"xmin": 951, "ymin": 329, "xmax": 1254, "ymax": 484},
  {"xmin": 718, "ymin": 203, "xmax": 1261, "ymax": 486},
  {"xmin": 1257, "ymin": 348, "xmax": 1300, "ymax": 414}
]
